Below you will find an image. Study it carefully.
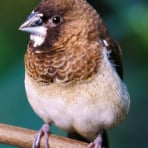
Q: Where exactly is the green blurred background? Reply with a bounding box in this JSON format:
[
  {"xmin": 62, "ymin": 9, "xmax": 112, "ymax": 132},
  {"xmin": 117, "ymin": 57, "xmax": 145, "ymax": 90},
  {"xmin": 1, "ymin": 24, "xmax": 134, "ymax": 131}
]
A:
[{"xmin": 0, "ymin": 0, "xmax": 147, "ymax": 147}]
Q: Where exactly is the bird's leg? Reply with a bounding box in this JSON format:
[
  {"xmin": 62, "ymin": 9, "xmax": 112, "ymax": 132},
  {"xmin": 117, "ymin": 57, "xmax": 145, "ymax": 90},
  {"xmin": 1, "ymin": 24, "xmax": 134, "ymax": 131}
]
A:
[
  {"xmin": 33, "ymin": 123, "xmax": 50, "ymax": 148},
  {"xmin": 87, "ymin": 133, "xmax": 103, "ymax": 148}
]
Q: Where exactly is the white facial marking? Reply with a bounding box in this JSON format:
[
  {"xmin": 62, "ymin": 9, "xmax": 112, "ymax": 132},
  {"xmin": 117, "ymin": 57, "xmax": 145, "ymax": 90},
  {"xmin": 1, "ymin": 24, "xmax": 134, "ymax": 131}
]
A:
[
  {"xmin": 30, "ymin": 26, "xmax": 47, "ymax": 47},
  {"xmin": 30, "ymin": 35, "xmax": 45, "ymax": 47}
]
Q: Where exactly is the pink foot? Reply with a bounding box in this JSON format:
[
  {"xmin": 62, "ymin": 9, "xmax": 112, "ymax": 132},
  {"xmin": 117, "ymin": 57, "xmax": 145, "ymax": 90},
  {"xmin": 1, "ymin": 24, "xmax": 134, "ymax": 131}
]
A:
[
  {"xmin": 87, "ymin": 133, "xmax": 102, "ymax": 148},
  {"xmin": 32, "ymin": 123, "xmax": 50, "ymax": 148}
]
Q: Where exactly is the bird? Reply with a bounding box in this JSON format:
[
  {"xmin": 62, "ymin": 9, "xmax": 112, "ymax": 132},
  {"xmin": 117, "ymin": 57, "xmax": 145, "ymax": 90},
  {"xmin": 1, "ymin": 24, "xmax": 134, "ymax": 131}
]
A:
[{"xmin": 19, "ymin": 0, "xmax": 130, "ymax": 147}]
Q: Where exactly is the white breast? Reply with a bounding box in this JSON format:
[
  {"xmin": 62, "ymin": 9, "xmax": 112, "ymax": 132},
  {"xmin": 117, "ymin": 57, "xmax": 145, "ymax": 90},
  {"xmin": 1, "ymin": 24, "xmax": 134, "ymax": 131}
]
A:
[{"xmin": 25, "ymin": 48, "xmax": 130, "ymax": 140}]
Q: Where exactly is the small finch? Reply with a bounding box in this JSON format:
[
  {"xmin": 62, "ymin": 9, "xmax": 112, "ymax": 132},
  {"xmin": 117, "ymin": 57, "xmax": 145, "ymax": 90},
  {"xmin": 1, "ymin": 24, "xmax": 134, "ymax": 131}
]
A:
[{"xmin": 19, "ymin": 0, "xmax": 130, "ymax": 147}]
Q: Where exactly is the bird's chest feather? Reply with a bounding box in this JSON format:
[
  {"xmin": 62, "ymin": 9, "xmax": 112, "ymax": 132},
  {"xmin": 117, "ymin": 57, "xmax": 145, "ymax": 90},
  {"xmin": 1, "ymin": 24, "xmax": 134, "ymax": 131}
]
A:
[{"xmin": 25, "ymin": 55, "xmax": 130, "ymax": 139}]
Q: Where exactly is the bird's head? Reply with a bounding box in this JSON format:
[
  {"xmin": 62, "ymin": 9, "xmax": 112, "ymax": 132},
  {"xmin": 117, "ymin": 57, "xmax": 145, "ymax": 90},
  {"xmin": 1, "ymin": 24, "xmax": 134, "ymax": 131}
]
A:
[{"xmin": 19, "ymin": 0, "xmax": 101, "ymax": 50}]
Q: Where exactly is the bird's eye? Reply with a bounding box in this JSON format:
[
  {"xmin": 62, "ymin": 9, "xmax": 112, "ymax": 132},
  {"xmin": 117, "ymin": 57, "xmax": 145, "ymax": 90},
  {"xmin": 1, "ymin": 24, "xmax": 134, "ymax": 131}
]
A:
[{"xmin": 52, "ymin": 16, "xmax": 61, "ymax": 24}]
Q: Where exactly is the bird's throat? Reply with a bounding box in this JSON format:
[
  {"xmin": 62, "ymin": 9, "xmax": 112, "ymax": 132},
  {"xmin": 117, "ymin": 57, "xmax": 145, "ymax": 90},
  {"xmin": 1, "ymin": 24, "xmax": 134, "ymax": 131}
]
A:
[{"xmin": 30, "ymin": 34, "xmax": 46, "ymax": 48}]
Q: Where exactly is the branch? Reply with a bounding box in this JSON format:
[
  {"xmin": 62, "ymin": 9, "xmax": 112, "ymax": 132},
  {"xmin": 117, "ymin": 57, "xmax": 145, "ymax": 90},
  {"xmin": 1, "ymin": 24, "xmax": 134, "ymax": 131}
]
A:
[{"xmin": 0, "ymin": 123, "xmax": 88, "ymax": 148}]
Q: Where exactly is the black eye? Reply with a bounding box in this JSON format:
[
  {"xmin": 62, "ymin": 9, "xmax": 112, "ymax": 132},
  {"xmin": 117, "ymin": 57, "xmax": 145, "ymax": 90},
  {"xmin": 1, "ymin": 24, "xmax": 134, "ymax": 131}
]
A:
[{"xmin": 52, "ymin": 16, "xmax": 61, "ymax": 24}]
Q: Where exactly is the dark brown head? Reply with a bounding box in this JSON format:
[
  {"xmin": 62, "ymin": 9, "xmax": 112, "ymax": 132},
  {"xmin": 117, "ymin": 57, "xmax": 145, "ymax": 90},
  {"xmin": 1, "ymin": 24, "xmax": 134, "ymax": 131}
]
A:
[
  {"xmin": 19, "ymin": 0, "xmax": 105, "ymax": 83},
  {"xmin": 19, "ymin": 0, "xmax": 123, "ymax": 83},
  {"xmin": 19, "ymin": 0, "xmax": 102, "ymax": 50}
]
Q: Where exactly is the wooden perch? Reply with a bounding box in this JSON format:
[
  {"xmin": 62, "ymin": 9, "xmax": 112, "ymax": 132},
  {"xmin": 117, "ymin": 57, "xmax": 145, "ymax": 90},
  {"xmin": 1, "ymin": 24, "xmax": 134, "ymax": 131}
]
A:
[{"xmin": 0, "ymin": 123, "xmax": 88, "ymax": 148}]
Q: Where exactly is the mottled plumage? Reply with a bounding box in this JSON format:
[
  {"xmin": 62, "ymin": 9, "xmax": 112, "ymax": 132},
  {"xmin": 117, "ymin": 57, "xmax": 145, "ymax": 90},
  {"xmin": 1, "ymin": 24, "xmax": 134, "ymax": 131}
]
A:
[
  {"xmin": 19, "ymin": 0, "xmax": 130, "ymax": 147},
  {"xmin": 25, "ymin": 42, "xmax": 101, "ymax": 83}
]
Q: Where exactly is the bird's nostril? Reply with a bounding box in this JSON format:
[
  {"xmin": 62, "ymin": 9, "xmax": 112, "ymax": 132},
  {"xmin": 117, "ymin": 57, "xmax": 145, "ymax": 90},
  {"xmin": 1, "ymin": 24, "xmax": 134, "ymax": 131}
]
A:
[{"xmin": 32, "ymin": 18, "xmax": 43, "ymax": 26}]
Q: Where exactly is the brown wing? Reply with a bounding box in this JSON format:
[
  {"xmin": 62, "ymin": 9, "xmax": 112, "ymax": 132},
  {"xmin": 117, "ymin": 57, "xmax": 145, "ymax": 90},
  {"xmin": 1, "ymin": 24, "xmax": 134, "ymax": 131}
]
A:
[
  {"xmin": 104, "ymin": 37, "xmax": 123, "ymax": 80},
  {"xmin": 98, "ymin": 20, "xmax": 123, "ymax": 80}
]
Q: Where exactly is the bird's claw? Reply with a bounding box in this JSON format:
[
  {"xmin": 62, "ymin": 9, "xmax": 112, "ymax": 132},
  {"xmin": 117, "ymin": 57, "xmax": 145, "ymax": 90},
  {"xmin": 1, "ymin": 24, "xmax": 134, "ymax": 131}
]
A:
[
  {"xmin": 87, "ymin": 142, "xmax": 102, "ymax": 148},
  {"xmin": 32, "ymin": 123, "xmax": 50, "ymax": 148},
  {"xmin": 87, "ymin": 133, "xmax": 102, "ymax": 148}
]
